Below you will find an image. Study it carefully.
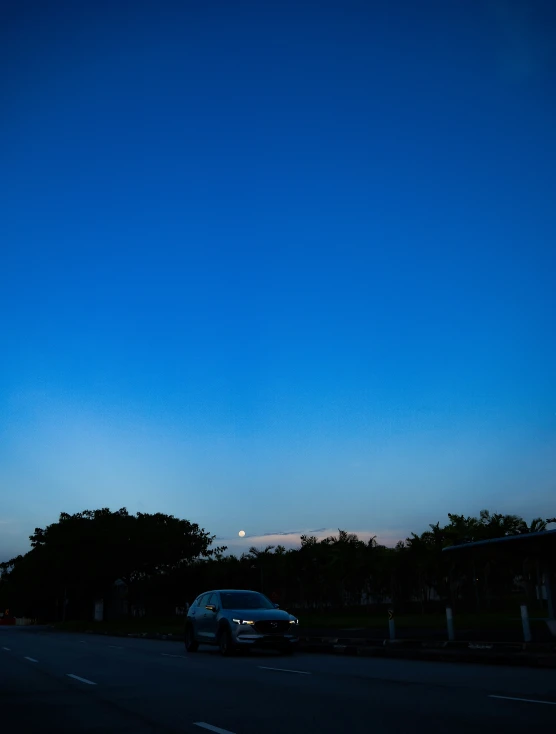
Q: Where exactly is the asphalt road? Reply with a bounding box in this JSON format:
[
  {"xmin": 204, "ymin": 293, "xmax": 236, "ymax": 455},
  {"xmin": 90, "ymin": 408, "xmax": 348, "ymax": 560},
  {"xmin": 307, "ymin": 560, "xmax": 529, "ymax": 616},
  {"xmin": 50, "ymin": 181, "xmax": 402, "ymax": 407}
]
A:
[{"xmin": 1, "ymin": 626, "xmax": 556, "ymax": 733}]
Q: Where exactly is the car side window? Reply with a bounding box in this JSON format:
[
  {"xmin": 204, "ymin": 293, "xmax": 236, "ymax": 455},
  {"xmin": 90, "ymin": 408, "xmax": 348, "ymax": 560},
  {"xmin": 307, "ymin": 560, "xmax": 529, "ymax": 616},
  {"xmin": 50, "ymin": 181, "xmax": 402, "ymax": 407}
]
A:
[
  {"xmin": 197, "ymin": 593, "xmax": 209, "ymax": 608},
  {"xmin": 206, "ymin": 593, "xmax": 217, "ymax": 609}
]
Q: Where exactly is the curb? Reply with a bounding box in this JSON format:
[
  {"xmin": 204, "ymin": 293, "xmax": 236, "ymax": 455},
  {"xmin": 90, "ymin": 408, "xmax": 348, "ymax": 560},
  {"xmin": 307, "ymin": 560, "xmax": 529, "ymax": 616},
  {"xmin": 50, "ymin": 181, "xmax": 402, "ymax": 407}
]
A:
[
  {"xmin": 49, "ymin": 626, "xmax": 186, "ymax": 642},
  {"xmin": 51, "ymin": 627, "xmax": 556, "ymax": 668},
  {"xmin": 298, "ymin": 635, "xmax": 555, "ymax": 650},
  {"xmin": 297, "ymin": 638, "xmax": 556, "ymax": 667}
]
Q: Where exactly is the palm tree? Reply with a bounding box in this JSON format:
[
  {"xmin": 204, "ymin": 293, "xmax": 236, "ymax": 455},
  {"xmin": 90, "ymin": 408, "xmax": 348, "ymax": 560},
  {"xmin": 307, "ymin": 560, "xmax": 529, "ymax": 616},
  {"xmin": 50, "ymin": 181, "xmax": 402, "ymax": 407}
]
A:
[
  {"xmin": 528, "ymin": 518, "xmax": 547, "ymax": 533},
  {"xmin": 245, "ymin": 546, "xmax": 275, "ymax": 593}
]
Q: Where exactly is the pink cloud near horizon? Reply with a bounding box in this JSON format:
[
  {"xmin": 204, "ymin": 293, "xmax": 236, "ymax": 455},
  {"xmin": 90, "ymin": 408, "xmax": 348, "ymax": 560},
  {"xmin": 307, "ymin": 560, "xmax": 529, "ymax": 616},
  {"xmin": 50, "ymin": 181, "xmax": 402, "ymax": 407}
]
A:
[{"xmin": 220, "ymin": 528, "xmax": 405, "ymax": 556}]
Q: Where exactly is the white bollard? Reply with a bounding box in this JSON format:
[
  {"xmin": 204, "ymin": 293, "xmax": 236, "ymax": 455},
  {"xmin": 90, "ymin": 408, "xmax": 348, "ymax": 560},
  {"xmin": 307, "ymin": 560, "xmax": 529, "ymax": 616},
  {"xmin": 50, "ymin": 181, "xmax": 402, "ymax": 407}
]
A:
[
  {"xmin": 520, "ymin": 604, "xmax": 532, "ymax": 643},
  {"xmin": 388, "ymin": 610, "xmax": 396, "ymax": 640},
  {"xmin": 446, "ymin": 606, "xmax": 455, "ymax": 641}
]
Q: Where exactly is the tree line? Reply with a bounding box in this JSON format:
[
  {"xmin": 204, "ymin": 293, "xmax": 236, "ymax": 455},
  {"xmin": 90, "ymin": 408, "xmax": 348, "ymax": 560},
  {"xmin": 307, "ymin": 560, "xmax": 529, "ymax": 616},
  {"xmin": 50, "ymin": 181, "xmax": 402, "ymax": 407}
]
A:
[{"xmin": 0, "ymin": 508, "xmax": 553, "ymax": 621}]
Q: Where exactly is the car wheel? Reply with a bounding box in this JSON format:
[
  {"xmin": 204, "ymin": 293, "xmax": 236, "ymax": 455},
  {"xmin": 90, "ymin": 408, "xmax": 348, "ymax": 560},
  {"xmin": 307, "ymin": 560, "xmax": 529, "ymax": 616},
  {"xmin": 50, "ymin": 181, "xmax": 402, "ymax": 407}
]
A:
[
  {"xmin": 185, "ymin": 623, "xmax": 199, "ymax": 652},
  {"xmin": 218, "ymin": 626, "xmax": 234, "ymax": 657}
]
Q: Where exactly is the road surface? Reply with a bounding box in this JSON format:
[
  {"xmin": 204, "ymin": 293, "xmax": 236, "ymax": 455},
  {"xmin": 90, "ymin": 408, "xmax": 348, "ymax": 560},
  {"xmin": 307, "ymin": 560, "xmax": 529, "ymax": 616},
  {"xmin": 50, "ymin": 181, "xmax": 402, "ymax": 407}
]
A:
[{"xmin": 1, "ymin": 626, "xmax": 555, "ymax": 733}]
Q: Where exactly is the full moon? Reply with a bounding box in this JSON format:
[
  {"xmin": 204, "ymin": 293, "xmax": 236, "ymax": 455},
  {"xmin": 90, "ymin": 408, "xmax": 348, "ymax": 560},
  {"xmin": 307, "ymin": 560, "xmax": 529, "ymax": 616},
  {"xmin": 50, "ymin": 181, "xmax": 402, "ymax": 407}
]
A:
[{"xmin": 238, "ymin": 530, "xmax": 246, "ymax": 537}]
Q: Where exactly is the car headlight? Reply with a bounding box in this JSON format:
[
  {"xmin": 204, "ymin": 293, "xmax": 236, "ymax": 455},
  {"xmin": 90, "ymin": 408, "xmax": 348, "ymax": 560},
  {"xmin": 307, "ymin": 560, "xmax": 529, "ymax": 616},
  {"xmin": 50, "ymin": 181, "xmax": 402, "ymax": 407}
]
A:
[
  {"xmin": 232, "ymin": 618, "xmax": 255, "ymax": 625},
  {"xmin": 289, "ymin": 618, "xmax": 299, "ymax": 625}
]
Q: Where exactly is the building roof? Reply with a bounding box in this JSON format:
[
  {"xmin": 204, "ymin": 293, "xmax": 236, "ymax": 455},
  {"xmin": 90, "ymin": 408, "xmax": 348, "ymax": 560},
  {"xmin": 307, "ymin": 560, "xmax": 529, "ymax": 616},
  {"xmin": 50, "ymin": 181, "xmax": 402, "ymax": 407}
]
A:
[{"xmin": 442, "ymin": 528, "xmax": 556, "ymax": 553}]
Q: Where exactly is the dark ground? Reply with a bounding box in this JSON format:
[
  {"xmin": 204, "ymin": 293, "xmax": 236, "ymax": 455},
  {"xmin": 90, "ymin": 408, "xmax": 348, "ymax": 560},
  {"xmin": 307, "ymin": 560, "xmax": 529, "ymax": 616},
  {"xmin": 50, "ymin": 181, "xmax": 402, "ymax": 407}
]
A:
[{"xmin": 2, "ymin": 625, "xmax": 556, "ymax": 733}]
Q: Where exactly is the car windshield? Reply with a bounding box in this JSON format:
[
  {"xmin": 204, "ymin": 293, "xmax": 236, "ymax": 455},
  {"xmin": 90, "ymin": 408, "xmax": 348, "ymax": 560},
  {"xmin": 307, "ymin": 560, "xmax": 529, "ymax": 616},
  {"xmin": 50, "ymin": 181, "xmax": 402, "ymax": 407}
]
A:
[{"xmin": 220, "ymin": 592, "xmax": 274, "ymax": 610}]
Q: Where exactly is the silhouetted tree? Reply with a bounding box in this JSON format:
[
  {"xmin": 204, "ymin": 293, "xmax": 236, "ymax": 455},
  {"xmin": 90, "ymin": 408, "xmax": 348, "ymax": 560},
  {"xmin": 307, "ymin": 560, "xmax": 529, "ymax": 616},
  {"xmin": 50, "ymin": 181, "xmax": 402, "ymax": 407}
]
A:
[
  {"xmin": 1, "ymin": 507, "xmax": 549, "ymax": 621},
  {"xmin": 1, "ymin": 508, "xmax": 224, "ymax": 620}
]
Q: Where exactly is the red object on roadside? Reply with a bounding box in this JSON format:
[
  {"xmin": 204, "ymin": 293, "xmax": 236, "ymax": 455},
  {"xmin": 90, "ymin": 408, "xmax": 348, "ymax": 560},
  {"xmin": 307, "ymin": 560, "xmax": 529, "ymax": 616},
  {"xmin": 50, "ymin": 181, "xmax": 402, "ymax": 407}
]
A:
[{"xmin": 0, "ymin": 610, "xmax": 15, "ymax": 626}]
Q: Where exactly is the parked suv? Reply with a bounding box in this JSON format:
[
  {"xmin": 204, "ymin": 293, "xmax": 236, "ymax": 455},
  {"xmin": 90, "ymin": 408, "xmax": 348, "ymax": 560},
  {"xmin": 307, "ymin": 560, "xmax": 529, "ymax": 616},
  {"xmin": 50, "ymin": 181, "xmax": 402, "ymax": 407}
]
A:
[{"xmin": 185, "ymin": 589, "xmax": 299, "ymax": 656}]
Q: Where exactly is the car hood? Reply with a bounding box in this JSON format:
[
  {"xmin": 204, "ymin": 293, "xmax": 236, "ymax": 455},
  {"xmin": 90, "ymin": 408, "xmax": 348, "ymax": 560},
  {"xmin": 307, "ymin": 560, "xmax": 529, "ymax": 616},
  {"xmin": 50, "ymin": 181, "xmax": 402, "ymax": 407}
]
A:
[{"xmin": 223, "ymin": 608, "xmax": 293, "ymax": 621}]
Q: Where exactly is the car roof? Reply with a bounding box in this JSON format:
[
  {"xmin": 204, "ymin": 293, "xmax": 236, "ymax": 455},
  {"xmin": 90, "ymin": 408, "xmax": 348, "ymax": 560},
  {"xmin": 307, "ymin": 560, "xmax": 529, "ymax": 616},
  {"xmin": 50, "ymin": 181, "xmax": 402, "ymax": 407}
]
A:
[{"xmin": 198, "ymin": 589, "xmax": 261, "ymax": 595}]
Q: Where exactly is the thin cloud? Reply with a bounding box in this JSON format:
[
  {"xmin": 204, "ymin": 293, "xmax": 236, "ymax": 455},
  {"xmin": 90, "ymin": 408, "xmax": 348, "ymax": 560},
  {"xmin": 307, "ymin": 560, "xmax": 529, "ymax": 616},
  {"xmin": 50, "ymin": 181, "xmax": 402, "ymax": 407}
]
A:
[
  {"xmin": 219, "ymin": 527, "xmax": 404, "ymax": 555},
  {"xmin": 258, "ymin": 528, "xmax": 327, "ymax": 538},
  {"xmin": 215, "ymin": 528, "xmax": 326, "ymax": 541}
]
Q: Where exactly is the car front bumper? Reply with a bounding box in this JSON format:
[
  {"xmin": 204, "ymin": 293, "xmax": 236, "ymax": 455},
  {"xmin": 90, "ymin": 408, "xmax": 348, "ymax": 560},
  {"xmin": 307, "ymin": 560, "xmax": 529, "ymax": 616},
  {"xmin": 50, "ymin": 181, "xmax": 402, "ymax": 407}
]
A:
[{"xmin": 233, "ymin": 629, "xmax": 299, "ymax": 650}]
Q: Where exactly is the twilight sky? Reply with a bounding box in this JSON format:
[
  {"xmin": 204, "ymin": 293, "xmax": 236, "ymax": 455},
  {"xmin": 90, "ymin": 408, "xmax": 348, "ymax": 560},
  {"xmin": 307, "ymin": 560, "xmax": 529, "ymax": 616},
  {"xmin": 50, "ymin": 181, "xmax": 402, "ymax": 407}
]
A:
[{"xmin": 1, "ymin": 0, "xmax": 555, "ymax": 561}]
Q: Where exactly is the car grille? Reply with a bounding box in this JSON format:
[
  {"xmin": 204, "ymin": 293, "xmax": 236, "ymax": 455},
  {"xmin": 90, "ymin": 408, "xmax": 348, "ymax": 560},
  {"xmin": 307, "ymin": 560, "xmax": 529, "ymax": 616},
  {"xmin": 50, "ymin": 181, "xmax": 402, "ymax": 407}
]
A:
[{"xmin": 254, "ymin": 620, "xmax": 291, "ymax": 634}]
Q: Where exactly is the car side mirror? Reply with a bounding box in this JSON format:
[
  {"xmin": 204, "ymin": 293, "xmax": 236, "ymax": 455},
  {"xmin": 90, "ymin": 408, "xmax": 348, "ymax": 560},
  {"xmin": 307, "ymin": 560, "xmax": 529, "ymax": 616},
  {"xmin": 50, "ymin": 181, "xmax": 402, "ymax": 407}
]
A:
[
  {"xmin": 205, "ymin": 604, "xmax": 217, "ymax": 613},
  {"xmin": 274, "ymin": 603, "xmax": 280, "ymax": 608}
]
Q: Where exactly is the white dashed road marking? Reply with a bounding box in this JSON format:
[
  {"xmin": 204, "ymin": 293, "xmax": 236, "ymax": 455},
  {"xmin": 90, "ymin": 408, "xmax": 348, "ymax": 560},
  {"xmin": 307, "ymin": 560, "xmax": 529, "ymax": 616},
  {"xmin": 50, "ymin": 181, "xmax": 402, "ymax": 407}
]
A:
[
  {"xmin": 2, "ymin": 647, "xmax": 10, "ymax": 651},
  {"xmin": 161, "ymin": 653, "xmax": 186, "ymax": 658},
  {"xmin": 108, "ymin": 645, "xmax": 123, "ymax": 648},
  {"xmin": 67, "ymin": 674, "xmax": 97, "ymax": 685},
  {"xmin": 194, "ymin": 723, "xmax": 236, "ymax": 734},
  {"xmin": 259, "ymin": 665, "xmax": 310, "ymax": 675},
  {"xmin": 24, "ymin": 657, "xmax": 38, "ymax": 663},
  {"xmin": 489, "ymin": 695, "xmax": 556, "ymax": 706}
]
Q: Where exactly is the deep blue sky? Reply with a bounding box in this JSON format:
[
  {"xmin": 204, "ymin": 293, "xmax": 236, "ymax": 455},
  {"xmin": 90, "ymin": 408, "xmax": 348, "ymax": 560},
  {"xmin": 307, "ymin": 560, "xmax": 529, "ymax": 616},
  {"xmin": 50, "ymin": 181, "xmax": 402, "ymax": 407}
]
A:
[{"xmin": 1, "ymin": 0, "xmax": 555, "ymax": 560}]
